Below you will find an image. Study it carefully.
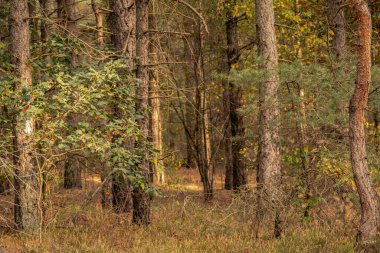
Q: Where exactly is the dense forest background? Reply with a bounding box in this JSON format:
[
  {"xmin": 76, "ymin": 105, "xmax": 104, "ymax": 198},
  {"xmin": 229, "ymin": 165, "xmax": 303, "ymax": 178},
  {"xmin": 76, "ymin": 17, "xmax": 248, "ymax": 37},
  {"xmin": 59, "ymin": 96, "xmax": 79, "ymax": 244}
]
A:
[{"xmin": 1, "ymin": 0, "xmax": 380, "ymax": 252}]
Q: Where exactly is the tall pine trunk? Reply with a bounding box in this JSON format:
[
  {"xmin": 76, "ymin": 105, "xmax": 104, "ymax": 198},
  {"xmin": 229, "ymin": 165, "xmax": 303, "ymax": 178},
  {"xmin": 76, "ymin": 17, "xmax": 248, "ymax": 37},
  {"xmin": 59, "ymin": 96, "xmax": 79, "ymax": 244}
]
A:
[
  {"xmin": 224, "ymin": 0, "xmax": 246, "ymax": 191},
  {"xmin": 150, "ymin": 0, "xmax": 164, "ymax": 184},
  {"xmin": 348, "ymin": 0, "xmax": 379, "ymax": 250},
  {"xmin": 133, "ymin": 0, "xmax": 151, "ymax": 225},
  {"xmin": 255, "ymin": 0, "xmax": 282, "ymax": 238},
  {"xmin": 108, "ymin": 0, "xmax": 136, "ymax": 213},
  {"xmin": 10, "ymin": 0, "xmax": 41, "ymax": 232}
]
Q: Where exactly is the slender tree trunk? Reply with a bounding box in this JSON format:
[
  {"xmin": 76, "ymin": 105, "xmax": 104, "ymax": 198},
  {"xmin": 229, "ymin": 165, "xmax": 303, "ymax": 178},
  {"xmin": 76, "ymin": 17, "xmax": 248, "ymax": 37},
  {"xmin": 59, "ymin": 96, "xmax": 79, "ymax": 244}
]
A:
[
  {"xmin": 255, "ymin": 0, "xmax": 282, "ymax": 238},
  {"xmin": 91, "ymin": 0, "xmax": 104, "ymax": 46},
  {"xmin": 224, "ymin": 0, "xmax": 247, "ymax": 190},
  {"xmin": 150, "ymin": 0, "xmax": 164, "ymax": 184},
  {"xmin": 348, "ymin": 0, "xmax": 379, "ymax": 250},
  {"xmin": 183, "ymin": 29, "xmax": 195, "ymax": 169},
  {"xmin": 132, "ymin": 0, "xmax": 151, "ymax": 225},
  {"xmin": 108, "ymin": 0, "xmax": 136, "ymax": 212},
  {"xmin": 40, "ymin": 0, "xmax": 50, "ymax": 56},
  {"xmin": 10, "ymin": 0, "xmax": 41, "ymax": 232},
  {"xmin": 193, "ymin": 20, "xmax": 213, "ymax": 201},
  {"xmin": 327, "ymin": 0, "xmax": 346, "ymax": 60}
]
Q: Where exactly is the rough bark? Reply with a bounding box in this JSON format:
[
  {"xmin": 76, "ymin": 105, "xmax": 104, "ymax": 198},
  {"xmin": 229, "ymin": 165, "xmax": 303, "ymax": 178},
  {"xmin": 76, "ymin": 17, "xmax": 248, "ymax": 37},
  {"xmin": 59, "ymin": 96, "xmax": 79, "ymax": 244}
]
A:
[
  {"xmin": 327, "ymin": 0, "xmax": 346, "ymax": 60},
  {"xmin": 132, "ymin": 0, "xmax": 151, "ymax": 225},
  {"xmin": 108, "ymin": 0, "xmax": 136, "ymax": 212},
  {"xmin": 255, "ymin": 0, "xmax": 282, "ymax": 238},
  {"xmin": 224, "ymin": 0, "xmax": 247, "ymax": 191},
  {"xmin": 108, "ymin": 0, "xmax": 136, "ymax": 65},
  {"xmin": 10, "ymin": 0, "xmax": 41, "ymax": 232},
  {"xmin": 348, "ymin": 0, "xmax": 379, "ymax": 250}
]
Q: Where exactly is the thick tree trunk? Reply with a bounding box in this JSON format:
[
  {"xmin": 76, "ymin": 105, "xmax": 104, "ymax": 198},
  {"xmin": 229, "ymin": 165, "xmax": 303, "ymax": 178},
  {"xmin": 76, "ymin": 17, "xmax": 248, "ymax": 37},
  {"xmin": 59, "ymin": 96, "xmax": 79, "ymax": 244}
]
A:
[
  {"xmin": 132, "ymin": 0, "xmax": 151, "ymax": 225},
  {"xmin": 63, "ymin": 155, "xmax": 82, "ymax": 188},
  {"xmin": 10, "ymin": 0, "xmax": 41, "ymax": 232},
  {"xmin": 108, "ymin": 0, "xmax": 135, "ymax": 64},
  {"xmin": 224, "ymin": 0, "xmax": 247, "ymax": 190},
  {"xmin": 255, "ymin": 0, "xmax": 282, "ymax": 238},
  {"xmin": 327, "ymin": 0, "xmax": 346, "ymax": 60},
  {"xmin": 108, "ymin": 0, "xmax": 136, "ymax": 212},
  {"xmin": 348, "ymin": 0, "xmax": 379, "ymax": 250}
]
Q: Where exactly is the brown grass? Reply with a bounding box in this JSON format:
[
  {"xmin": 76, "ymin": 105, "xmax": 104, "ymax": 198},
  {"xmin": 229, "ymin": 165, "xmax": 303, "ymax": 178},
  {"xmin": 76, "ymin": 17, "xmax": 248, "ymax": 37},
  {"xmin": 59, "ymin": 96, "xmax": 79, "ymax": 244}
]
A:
[{"xmin": 0, "ymin": 169, "xmax": 357, "ymax": 253}]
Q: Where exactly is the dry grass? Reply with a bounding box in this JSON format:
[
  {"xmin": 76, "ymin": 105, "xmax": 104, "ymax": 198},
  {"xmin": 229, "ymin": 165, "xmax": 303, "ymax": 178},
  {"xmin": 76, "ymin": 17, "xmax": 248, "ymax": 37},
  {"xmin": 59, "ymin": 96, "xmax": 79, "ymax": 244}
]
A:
[{"xmin": 0, "ymin": 169, "xmax": 357, "ymax": 253}]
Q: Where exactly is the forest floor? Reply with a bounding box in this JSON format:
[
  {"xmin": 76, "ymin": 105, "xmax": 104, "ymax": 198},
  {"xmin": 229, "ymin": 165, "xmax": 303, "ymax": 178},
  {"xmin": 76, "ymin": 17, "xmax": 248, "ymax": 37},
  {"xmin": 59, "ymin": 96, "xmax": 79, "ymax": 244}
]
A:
[{"xmin": 0, "ymin": 169, "xmax": 357, "ymax": 253}]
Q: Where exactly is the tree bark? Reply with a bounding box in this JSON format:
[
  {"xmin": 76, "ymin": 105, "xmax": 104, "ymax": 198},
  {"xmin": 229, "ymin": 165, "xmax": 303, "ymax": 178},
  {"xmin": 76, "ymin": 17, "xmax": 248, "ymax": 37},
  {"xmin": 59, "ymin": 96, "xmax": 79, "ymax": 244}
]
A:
[
  {"xmin": 63, "ymin": 155, "xmax": 82, "ymax": 188},
  {"xmin": 91, "ymin": 0, "xmax": 104, "ymax": 46},
  {"xmin": 348, "ymin": 0, "xmax": 379, "ymax": 250},
  {"xmin": 194, "ymin": 20, "xmax": 213, "ymax": 201},
  {"xmin": 108, "ymin": 0, "xmax": 136, "ymax": 213},
  {"xmin": 150, "ymin": 0, "xmax": 164, "ymax": 184},
  {"xmin": 10, "ymin": 0, "xmax": 41, "ymax": 232},
  {"xmin": 132, "ymin": 0, "xmax": 151, "ymax": 225},
  {"xmin": 327, "ymin": 0, "xmax": 346, "ymax": 60},
  {"xmin": 108, "ymin": 0, "xmax": 135, "ymax": 64},
  {"xmin": 57, "ymin": 0, "xmax": 79, "ymax": 66},
  {"xmin": 224, "ymin": 0, "xmax": 247, "ymax": 191},
  {"xmin": 255, "ymin": 0, "xmax": 282, "ymax": 238}
]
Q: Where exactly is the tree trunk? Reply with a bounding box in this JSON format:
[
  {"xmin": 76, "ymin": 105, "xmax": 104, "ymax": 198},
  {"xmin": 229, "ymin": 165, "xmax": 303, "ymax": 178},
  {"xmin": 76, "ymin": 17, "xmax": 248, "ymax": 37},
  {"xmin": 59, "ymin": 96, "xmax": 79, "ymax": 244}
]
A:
[
  {"xmin": 255, "ymin": 0, "xmax": 282, "ymax": 238},
  {"xmin": 327, "ymin": 0, "xmax": 346, "ymax": 60},
  {"xmin": 10, "ymin": 0, "xmax": 41, "ymax": 232},
  {"xmin": 108, "ymin": 0, "xmax": 135, "ymax": 64},
  {"xmin": 57, "ymin": 0, "xmax": 79, "ymax": 66},
  {"xmin": 132, "ymin": 0, "xmax": 151, "ymax": 225},
  {"xmin": 348, "ymin": 0, "xmax": 379, "ymax": 250},
  {"xmin": 194, "ymin": 20, "xmax": 213, "ymax": 201},
  {"xmin": 28, "ymin": 0, "xmax": 39, "ymax": 44},
  {"xmin": 183, "ymin": 28, "xmax": 195, "ymax": 169},
  {"xmin": 91, "ymin": 0, "xmax": 104, "ymax": 46},
  {"xmin": 224, "ymin": 0, "xmax": 247, "ymax": 190},
  {"xmin": 108, "ymin": 0, "xmax": 136, "ymax": 212},
  {"xmin": 63, "ymin": 155, "xmax": 82, "ymax": 188},
  {"xmin": 59, "ymin": 0, "xmax": 82, "ymax": 189},
  {"xmin": 150, "ymin": 0, "xmax": 164, "ymax": 184}
]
